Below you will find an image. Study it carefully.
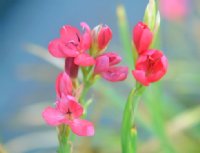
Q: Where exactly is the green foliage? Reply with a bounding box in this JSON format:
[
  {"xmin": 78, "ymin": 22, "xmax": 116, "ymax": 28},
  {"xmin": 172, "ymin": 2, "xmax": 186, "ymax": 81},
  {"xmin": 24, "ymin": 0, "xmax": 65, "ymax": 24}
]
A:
[{"xmin": 116, "ymin": 5, "xmax": 135, "ymax": 68}]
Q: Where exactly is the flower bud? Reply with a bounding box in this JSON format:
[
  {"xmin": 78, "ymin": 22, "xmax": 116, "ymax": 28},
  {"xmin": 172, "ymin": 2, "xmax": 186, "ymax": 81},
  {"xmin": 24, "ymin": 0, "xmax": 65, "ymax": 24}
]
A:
[
  {"xmin": 94, "ymin": 52, "xmax": 128, "ymax": 82},
  {"xmin": 143, "ymin": 0, "xmax": 156, "ymax": 31},
  {"xmin": 133, "ymin": 22, "xmax": 153, "ymax": 55},
  {"xmin": 55, "ymin": 72, "xmax": 73, "ymax": 98},
  {"xmin": 92, "ymin": 24, "xmax": 112, "ymax": 53}
]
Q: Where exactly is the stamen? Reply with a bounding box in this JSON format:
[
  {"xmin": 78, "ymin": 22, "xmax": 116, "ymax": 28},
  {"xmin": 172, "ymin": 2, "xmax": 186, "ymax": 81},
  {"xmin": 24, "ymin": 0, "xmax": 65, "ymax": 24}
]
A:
[{"xmin": 66, "ymin": 108, "xmax": 73, "ymax": 120}]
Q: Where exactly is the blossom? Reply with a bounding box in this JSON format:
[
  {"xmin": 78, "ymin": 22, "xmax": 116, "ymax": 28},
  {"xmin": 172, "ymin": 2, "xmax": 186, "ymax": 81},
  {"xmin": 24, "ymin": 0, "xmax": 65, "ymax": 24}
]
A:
[
  {"xmin": 48, "ymin": 22, "xmax": 95, "ymax": 66},
  {"xmin": 44, "ymin": 72, "xmax": 95, "ymax": 136},
  {"xmin": 132, "ymin": 50, "xmax": 168, "ymax": 86},
  {"xmin": 133, "ymin": 22, "xmax": 153, "ymax": 55},
  {"xmin": 92, "ymin": 24, "xmax": 112, "ymax": 52},
  {"xmin": 159, "ymin": 0, "xmax": 189, "ymax": 21},
  {"xmin": 42, "ymin": 95, "xmax": 95, "ymax": 136},
  {"xmin": 94, "ymin": 52, "xmax": 128, "ymax": 82}
]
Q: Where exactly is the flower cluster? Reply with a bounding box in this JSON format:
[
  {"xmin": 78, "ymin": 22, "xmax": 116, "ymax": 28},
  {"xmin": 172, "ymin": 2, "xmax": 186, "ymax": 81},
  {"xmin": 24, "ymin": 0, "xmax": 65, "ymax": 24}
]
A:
[
  {"xmin": 42, "ymin": 22, "xmax": 128, "ymax": 136},
  {"xmin": 48, "ymin": 22, "xmax": 128, "ymax": 81},
  {"xmin": 48, "ymin": 23, "xmax": 95, "ymax": 67},
  {"xmin": 132, "ymin": 22, "xmax": 168, "ymax": 86}
]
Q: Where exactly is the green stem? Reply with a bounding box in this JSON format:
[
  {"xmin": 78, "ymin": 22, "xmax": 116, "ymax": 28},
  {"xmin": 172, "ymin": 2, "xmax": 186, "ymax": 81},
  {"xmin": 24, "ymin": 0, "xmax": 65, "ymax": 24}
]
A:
[
  {"xmin": 121, "ymin": 85, "xmax": 145, "ymax": 153},
  {"xmin": 57, "ymin": 125, "xmax": 72, "ymax": 153},
  {"xmin": 80, "ymin": 66, "xmax": 96, "ymax": 104},
  {"xmin": 79, "ymin": 81, "xmax": 92, "ymax": 104}
]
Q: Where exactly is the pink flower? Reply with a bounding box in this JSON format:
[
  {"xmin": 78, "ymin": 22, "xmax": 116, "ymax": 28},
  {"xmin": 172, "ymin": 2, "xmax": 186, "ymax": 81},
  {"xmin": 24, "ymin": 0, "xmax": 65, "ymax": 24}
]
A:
[
  {"xmin": 159, "ymin": 0, "xmax": 189, "ymax": 21},
  {"xmin": 133, "ymin": 22, "xmax": 153, "ymax": 55},
  {"xmin": 132, "ymin": 50, "xmax": 168, "ymax": 86},
  {"xmin": 92, "ymin": 24, "xmax": 112, "ymax": 51},
  {"xmin": 56, "ymin": 72, "xmax": 73, "ymax": 98},
  {"xmin": 94, "ymin": 52, "xmax": 128, "ymax": 82},
  {"xmin": 42, "ymin": 95, "xmax": 95, "ymax": 136},
  {"xmin": 48, "ymin": 22, "xmax": 95, "ymax": 66}
]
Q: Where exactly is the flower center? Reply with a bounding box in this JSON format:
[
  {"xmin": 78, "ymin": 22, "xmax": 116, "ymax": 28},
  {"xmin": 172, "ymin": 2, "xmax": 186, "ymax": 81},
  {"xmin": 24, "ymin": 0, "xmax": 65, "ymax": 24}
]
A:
[
  {"xmin": 146, "ymin": 55, "xmax": 160, "ymax": 76},
  {"xmin": 65, "ymin": 109, "xmax": 73, "ymax": 120}
]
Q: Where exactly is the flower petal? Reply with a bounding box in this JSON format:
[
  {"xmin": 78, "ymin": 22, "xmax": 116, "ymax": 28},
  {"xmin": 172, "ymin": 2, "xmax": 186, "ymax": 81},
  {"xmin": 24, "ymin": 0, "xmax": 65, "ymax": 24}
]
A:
[
  {"xmin": 67, "ymin": 96, "xmax": 83, "ymax": 118},
  {"xmin": 56, "ymin": 72, "xmax": 73, "ymax": 98},
  {"xmin": 133, "ymin": 21, "xmax": 144, "ymax": 50},
  {"xmin": 102, "ymin": 52, "xmax": 122, "ymax": 66},
  {"xmin": 133, "ymin": 22, "xmax": 153, "ymax": 54},
  {"xmin": 42, "ymin": 106, "xmax": 64, "ymax": 126},
  {"xmin": 97, "ymin": 25, "xmax": 112, "ymax": 50},
  {"xmin": 161, "ymin": 55, "xmax": 168, "ymax": 71},
  {"xmin": 59, "ymin": 44, "xmax": 80, "ymax": 57},
  {"xmin": 102, "ymin": 66, "xmax": 128, "ymax": 82},
  {"xmin": 94, "ymin": 55, "xmax": 109, "ymax": 73},
  {"xmin": 74, "ymin": 53, "xmax": 95, "ymax": 66},
  {"xmin": 132, "ymin": 70, "xmax": 149, "ymax": 86},
  {"xmin": 56, "ymin": 95, "xmax": 83, "ymax": 118},
  {"xmin": 147, "ymin": 55, "xmax": 168, "ymax": 82},
  {"xmin": 48, "ymin": 39, "xmax": 79, "ymax": 58},
  {"xmin": 60, "ymin": 25, "xmax": 82, "ymax": 44},
  {"xmin": 138, "ymin": 28, "xmax": 153, "ymax": 53},
  {"xmin": 48, "ymin": 39, "xmax": 66, "ymax": 58},
  {"xmin": 69, "ymin": 119, "xmax": 95, "ymax": 136},
  {"xmin": 80, "ymin": 22, "xmax": 91, "ymax": 51}
]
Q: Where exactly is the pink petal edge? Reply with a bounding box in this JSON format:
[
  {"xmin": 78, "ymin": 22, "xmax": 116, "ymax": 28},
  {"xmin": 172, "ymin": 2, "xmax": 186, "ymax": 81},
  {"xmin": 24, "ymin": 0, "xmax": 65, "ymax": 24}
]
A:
[
  {"xmin": 69, "ymin": 119, "xmax": 95, "ymax": 136},
  {"xmin": 42, "ymin": 106, "xmax": 64, "ymax": 126}
]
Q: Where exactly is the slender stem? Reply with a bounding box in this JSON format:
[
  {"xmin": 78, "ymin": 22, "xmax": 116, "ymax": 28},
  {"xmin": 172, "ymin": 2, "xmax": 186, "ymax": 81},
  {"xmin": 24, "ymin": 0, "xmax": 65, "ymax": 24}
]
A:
[
  {"xmin": 121, "ymin": 85, "xmax": 145, "ymax": 153},
  {"xmin": 81, "ymin": 67, "xmax": 87, "ymax": 81},
  {"xmin": 79, "ymin": 82, "xmax": 91, "ymax": 104},
  {"xmin": 57, "ymin": 125, "xmax": 72, "ymax": 153},
  {"xmin": 80, "ymin": 66, "xmax": 95, "ymax": 104}
]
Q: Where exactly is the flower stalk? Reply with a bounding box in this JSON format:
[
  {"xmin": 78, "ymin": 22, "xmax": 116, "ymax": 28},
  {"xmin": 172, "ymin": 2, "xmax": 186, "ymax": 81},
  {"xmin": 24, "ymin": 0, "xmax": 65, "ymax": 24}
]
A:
[
  {"xmin": 57, "ymin": 125, "xmax": 72, "ymax": 153},
  {"xmin": 121, "ymin": 84, "xmax": 145, "ymax": 153},
  {"xmin": 120, "ymin": 0, "xmax": 169, "ymax": 152},
  {"xmin": 42, "ymin": 22, "xmax": 128, "ymax": 153}
]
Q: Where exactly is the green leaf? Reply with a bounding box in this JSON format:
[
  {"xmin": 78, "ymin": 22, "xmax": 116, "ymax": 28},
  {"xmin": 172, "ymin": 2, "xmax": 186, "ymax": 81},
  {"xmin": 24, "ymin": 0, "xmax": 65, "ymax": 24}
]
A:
[
  {"xmin": 116, "ymin": 5, "xmax": 134, "ymax": 68},
  {"xmin": 24, "ymin": 43, "xmax": 63, "ymax": 70},
  {"xmin": 144, "ymin": 83, "xmax": 176, "ymax": 153}
]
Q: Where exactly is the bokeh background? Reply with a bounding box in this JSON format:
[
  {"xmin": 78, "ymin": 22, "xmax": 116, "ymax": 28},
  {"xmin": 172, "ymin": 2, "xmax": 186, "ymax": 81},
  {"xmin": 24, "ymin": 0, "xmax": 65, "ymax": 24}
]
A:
[{"xmin": 1, "ymin": 0, "xmax": 200, "ymax": 153}]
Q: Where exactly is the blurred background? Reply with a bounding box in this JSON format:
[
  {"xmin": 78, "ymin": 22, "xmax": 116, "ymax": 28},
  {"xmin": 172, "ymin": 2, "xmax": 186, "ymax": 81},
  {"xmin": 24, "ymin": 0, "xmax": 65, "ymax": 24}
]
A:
[{"xmin": 1, "ymin": 0, "xmax": 200, "ymax": 153}]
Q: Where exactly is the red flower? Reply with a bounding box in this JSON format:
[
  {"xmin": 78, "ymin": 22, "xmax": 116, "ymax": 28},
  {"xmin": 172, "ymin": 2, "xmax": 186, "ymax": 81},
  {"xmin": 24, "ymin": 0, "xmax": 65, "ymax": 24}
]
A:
[
  {"xmin": 92, "ymin": 24, "xmax": 112, "ymax": 51},
  {"xmin": 94, "ymin": 52, "xmax": 128, "ymax": 82},
  {"xmin": 132, "ymin": 50, "xmax": 168, "ymax": 86},
  {"xmin": 48, "ymin": 22, "xmax": 95, "ymax": 66},
  {"xmin": 42, "ymin": 95, "xmax": 95, "ymax": 136},
  {"xmin": 133, "ymin": 22, "xmax": 153, "ymax": 55}
]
